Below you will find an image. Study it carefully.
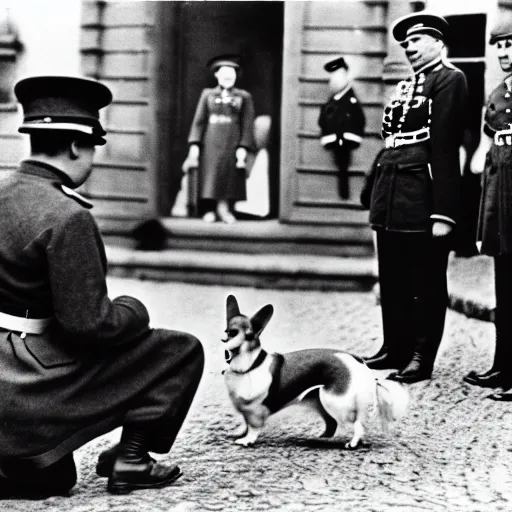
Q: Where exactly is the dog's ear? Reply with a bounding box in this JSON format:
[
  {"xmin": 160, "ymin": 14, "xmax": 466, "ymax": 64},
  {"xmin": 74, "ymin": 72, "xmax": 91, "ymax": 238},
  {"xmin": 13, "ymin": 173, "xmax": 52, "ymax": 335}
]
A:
[
  {"xmin": 226, "ymin": 295, "xmax": 241, "ymax": 323},
  {"xmin": 251, "ymin": 304, "xmax": 274, "ymax": 336}
]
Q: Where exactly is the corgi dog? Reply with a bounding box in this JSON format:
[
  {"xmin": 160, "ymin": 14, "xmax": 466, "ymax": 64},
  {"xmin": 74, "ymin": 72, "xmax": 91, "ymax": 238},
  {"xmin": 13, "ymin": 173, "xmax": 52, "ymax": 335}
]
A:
[{"xmin": 222, "ymin": 295, "xmax": 409, "ymax": 449}]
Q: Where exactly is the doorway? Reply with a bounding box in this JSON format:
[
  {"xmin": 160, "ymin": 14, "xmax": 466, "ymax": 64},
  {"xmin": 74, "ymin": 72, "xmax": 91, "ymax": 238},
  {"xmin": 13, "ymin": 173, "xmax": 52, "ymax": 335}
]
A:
[
  {"xmin": 167, "ymin": 1, "xmax": 284, "ymax": 220},
  {"xmin": 444, "ymin": 13, "xmax": 486, "ymax": 255}
]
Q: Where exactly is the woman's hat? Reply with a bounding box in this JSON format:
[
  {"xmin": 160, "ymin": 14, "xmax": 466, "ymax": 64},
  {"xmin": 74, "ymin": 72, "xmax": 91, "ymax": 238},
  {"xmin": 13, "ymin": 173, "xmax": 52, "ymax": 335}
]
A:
[{"xmin": 207, "ymin": 54, "xmax": 241, "ymax": 72}]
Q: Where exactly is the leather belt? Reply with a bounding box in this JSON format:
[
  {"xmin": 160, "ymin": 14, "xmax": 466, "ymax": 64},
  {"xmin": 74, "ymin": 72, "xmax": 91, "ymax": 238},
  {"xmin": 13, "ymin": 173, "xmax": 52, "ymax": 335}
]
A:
[
  {"xmin": 494, "ymin": 127, "xmax": 512, "ymax": 146},
  {"xmin": 385, "ymin": 127, "xmax": 430, "ymax": 148},
  {"xmin": 0, "ymin": 312, "xmax": 52, "ymax": 335}
]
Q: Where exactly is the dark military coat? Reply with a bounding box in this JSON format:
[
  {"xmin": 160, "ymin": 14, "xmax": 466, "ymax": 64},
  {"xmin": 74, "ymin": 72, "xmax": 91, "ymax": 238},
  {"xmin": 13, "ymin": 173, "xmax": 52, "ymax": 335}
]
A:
[
  {"xmin": 318, "ymin": 85, "xmax": 366, "ymax": 198},
  {"xmin": 317, "ymin": 85, "xmax": 366, "ymax": 150},
  {"xmin": 477, "ymin": 76, "xmax": 512, "ymax": 255},
  {"xmin": 0, "ymin": 161, "xmax": 200, "ymax": 465},
  {"xmin": 368, "ymin": 58, "xmax": 468, "ymax": 232},
  {"xmin": 188, "ymin": 86, "xmax": 255, "ymax": 201}
]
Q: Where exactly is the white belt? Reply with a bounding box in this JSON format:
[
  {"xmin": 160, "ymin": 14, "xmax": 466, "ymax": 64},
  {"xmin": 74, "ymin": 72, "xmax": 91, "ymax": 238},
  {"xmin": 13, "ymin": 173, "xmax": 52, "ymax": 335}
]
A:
[
  {"xmin": 494, "ymin": 127, "xmax": 512, "ymax": 146},
  {"xmin": 385, "ymin": 128, "xmax": 430, "ymax": 148},
  {"xmin": 0, "ymin": 312, "xmax": 52, "ymax": 335},
  {"xmin": 320, "ymin": 134, "xmax": 337, "ymax": 146},
  {"xmin": 209, "ymin": 114, "xmax": 232, "ymax": 125}
]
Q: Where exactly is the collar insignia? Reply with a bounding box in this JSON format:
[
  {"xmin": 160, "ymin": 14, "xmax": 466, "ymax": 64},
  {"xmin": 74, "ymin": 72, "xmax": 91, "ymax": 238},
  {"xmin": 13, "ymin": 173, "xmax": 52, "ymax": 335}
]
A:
[{"xmin": 60, "ymin": 185, "xmax": 94, "ymax": 209}]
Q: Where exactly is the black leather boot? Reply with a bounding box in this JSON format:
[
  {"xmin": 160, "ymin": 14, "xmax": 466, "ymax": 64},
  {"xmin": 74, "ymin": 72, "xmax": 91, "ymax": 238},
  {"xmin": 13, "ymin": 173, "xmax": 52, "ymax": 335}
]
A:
[
  {"xmin": 0, "ymin": 453, "xmax": 77, "ymax": 499},
  {"xmin": 387, "ymin": 355, "xmax": 433, "ymax": 384},
  {"xmin": 463, "ymin": 368, "xmax": 505, "ymax": 387},
  {"xmin": 363, "ymin": 344, "xmax": 407, "ymax": 370},
  {"xmin": 387, "ymin": 329, "xmax": 434, "ymax": 384},
  {"xmin": 96, "ymin": 444, "xmax": 119, "ymax": 477},
  {"xmin": 387, "ymin": 292, "xmax": 438, "ymax": 384},
  {"xmin": 107, "ymin": 426, "xmax": 182, "ymax": 495}
]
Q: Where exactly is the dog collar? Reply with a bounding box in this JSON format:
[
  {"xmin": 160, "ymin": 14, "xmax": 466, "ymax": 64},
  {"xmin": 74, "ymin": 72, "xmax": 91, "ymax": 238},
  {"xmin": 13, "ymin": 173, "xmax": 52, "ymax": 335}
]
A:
[{"xmin": 230, "ymin": 349, "xmax": 268, "ymax": 374}]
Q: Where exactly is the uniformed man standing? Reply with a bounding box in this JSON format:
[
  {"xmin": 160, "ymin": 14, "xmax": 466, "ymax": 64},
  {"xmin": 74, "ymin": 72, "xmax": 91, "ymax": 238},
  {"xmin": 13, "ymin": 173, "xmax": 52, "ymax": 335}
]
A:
[
  {"xmin": 464, "ymin": 17, "xmax": 512, "ymax": 400},
  {"xmin": 318, "ymin": 56, "xmax": 366, "ymax": 199},
  {"xmin": 0, "ymin": 76, "xmax": 204, "ymax": 497},
  {"xmin": 361, "ymin": 13, "xmax": 468, "ymax": 383}
]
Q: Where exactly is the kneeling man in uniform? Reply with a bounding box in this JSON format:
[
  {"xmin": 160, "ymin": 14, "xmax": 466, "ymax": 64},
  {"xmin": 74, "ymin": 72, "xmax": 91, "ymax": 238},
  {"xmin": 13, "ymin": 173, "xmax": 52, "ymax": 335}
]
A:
[{"xmin": 0, "ymin": 76, "xmax": 204, "ymax": 497}]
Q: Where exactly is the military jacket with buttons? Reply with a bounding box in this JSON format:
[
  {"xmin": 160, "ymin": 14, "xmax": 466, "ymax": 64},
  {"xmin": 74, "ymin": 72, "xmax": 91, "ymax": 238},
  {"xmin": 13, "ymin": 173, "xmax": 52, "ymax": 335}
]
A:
[
  {"xmin": 483, "ymin": 77, "xmax": 512, "ymax": 137},
  {"xmin": 369, "ymin": 58, "xmax": 468, "ymax": 232},
  {"xmin": 478, "ymin": 76, "xmax": 512, "ymax": 255},
  {"xmin": 317, "ymin": 85, "xmax": 366, "ymax": 150},
  {"xmin": 187, "ymin": 86, "xmax": 255, "ymax": 201}
]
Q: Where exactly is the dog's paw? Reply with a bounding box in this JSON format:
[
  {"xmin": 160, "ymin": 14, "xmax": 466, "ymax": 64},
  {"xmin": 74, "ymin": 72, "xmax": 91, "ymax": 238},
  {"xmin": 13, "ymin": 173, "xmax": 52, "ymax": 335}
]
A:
[
  {"xmin": 343, "ymin": 440, "xmax": 370, "ymax": 450},
  {"xmin": 234, "ymin": 437, "xmax": 255, "ymax": 447},
  {"xmin": 232, "ymin": 425, "xmax": 248, "ymax": 438}
]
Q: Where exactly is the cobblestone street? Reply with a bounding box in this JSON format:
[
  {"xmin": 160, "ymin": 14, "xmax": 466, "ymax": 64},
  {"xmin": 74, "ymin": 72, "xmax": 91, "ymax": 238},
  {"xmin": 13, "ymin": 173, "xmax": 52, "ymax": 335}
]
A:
[{"xmin": 4, "ymin": 277, "xmax": 512, "ymax": 512}]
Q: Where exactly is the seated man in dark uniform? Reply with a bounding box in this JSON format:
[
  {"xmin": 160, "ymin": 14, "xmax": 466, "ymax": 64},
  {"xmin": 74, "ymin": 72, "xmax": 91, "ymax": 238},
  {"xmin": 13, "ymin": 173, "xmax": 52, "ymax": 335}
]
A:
[{"xmin": 0, "ymin": 76, "xmax": 204, "ymax": 497}]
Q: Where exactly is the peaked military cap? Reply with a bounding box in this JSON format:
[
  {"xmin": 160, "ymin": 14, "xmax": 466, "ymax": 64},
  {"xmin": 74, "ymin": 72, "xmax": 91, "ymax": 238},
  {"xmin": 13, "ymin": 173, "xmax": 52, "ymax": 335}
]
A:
[
  {"xmin": 208, "ymin": 54, "xmax": 241, "ymax": 71},
  {"xmin": 489, "ymin": 14, "xmax": 512, "ymax": 45},
  {"xmin": 14, "ymin": 75, "xmax": 112, "ymax": 146},
  {"xmin": 392, "ymin": 12, "xmax": 449, "ymax": 42},
  {"xmin": 324, "ymin": 56, "xmax": 348, "ymax": 73}
]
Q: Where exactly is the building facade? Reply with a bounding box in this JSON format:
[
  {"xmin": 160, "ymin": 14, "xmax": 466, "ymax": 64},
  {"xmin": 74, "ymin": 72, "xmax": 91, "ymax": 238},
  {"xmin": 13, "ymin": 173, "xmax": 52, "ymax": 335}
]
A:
[{"xmin": 0, "ymin": 0, "xmax": 509, "ymax": 245}]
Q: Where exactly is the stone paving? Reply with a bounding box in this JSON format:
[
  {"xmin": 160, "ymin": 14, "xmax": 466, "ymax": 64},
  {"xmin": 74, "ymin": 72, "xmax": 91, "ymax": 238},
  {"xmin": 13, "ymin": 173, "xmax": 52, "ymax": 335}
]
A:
[{"xmin": 3, "ymin": 277, "xmax": 512, "ymax": 512}]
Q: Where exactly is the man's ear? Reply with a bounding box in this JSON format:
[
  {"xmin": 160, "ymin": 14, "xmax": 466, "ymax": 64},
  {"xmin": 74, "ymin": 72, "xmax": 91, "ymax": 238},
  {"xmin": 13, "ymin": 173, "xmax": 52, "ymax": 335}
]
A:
[{"xmin": 69, "ymin": 140, "xmax": 80, "ymax": 161}]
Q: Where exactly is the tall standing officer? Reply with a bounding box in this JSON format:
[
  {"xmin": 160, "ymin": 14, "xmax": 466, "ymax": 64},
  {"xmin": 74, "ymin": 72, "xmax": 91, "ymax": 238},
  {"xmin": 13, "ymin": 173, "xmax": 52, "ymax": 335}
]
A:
[
  {"xmin": 318, "ymin": 56, "xmax": 366, "ymax": 199},
  {"xmin": 464, "ymin": 18, "xmax": 512, "ymax": 400},
  {"xmin": 361, "ymin": 12, "xmax": 468, "ymax": 383},
  {"xmin": 0, "ymin": 76, "xmax": 204, "ymax": 497}
]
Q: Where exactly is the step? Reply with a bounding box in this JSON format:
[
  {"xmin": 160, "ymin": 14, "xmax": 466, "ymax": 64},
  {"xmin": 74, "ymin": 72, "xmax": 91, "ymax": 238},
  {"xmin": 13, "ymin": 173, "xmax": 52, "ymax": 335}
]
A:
[
  {"xmin": 106, "ymin": 246, "xmax": 377, "ymax": 291},
  {"xmin": 99, "ymin": 218, "xmax": 375, "ymax": 257}
]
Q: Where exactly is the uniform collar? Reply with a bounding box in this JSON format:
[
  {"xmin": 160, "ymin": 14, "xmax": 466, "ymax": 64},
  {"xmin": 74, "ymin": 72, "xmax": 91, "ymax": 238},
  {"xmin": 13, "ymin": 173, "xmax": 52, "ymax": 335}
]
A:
[
  {"xmin": 19, "ymin": 159, "xmax": 74, "ymax": 187},
  {"xmin": 333, "ymin": 84, "xmax": 352, "ymax": 101},
  {"xmin": 505, "ymin": 75, "xmax": 512, "ymax": 92},
  {"xmin": 18, "ymin": 160, "xmax": 93, "ymax": 209},
  {"xmin": 215, "ymin": 85, "xmax": 236, "ymax": 94},
  {"xmin": 413, "ymin": 56, "xmax": 443, "ymax": 76}
]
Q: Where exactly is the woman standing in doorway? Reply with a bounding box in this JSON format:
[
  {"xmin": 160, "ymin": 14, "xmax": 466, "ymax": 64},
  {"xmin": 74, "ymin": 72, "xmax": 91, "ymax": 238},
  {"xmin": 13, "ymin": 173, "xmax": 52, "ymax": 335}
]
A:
[{"xmin": 183, "ymin": 55, "xmax": 255, "ymax": 223}]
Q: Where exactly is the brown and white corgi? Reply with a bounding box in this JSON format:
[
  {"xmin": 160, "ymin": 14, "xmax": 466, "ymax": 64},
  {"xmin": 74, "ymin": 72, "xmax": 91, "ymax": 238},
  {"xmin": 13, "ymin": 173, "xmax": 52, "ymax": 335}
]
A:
[{"xmin": 222, "ymin": 295, "xmax": 409, "ymax": 448}]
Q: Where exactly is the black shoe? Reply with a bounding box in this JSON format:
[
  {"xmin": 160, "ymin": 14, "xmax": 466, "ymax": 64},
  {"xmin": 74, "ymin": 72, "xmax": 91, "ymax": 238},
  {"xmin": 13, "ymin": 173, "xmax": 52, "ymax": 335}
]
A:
[
  {"xmin": 362, "ymin": 346, "xmax": 387, "ymax": 362},
  {"xmin": 387, "ymin": 360, "xmax": 432, "ymax": 384},
  {"xmin": 107, "ymin": 457, "xmax": 182, "ymax": 495},
  {"xmin": 487, "ymin": 386, "xmax": 512, "ymax": 401},
  {"xmin": 463, "ymin": 369, "xmax": 504, "ymax": 388},
  {"xmin": 96, "ymin": 444, "xmax": 119, "ymax": 477},
  {"xmin": 364, "ymin": 351, "xmax": 404, "ymax": 370}
]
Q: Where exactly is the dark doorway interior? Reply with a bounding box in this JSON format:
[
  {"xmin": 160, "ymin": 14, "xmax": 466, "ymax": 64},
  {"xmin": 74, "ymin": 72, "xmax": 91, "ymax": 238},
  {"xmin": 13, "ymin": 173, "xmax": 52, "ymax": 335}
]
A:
[
  {"xmin": 170, "ymin": 1, "xmax": 284, "ymax": 219},
  {"xmin": 445, "ymin": 13, "xmax": 486, "ymax": 256}
]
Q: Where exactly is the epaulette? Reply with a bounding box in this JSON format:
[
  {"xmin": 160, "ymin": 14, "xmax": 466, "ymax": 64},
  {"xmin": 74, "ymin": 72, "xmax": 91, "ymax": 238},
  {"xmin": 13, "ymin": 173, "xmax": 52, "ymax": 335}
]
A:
[{"xmin": 59, "ymin": 184, "xmax": 94, "ymax": 209}]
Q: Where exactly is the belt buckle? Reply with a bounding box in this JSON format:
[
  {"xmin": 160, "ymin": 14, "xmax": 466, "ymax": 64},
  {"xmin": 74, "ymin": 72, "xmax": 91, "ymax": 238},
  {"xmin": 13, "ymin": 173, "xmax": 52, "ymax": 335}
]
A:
[
  {"xmin": 494, "ymin": 126, "xmax": 512, "ymax": 146},
  {"xmin": 495, "ymin": 133, "xmax": 512, "ymax": 146},
  {"xmin": 395, "ymin": 137, "xmax": 408, "ymax": 148}
]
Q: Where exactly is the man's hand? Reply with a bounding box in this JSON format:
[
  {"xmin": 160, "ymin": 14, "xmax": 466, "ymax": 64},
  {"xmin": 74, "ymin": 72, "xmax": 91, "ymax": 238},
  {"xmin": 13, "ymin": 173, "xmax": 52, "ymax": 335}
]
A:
[{"xmin": 432, "ymin": 221, "xmax": 452, "ymax": 237}]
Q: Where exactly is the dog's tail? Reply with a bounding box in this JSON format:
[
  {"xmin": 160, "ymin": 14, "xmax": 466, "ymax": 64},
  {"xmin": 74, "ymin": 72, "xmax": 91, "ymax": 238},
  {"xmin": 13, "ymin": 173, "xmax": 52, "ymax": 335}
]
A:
[{"xmin": 375, "ymin": 379, "xmax": 409, "ymax": 431}]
